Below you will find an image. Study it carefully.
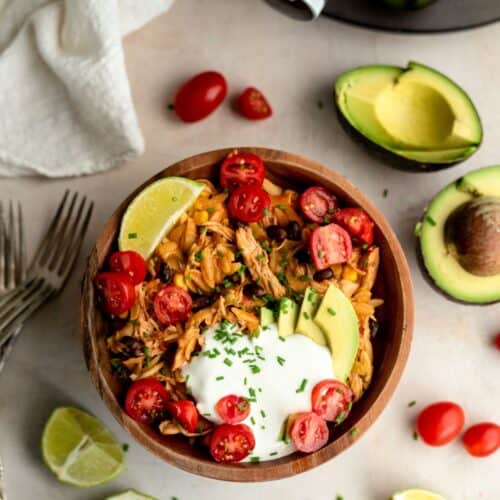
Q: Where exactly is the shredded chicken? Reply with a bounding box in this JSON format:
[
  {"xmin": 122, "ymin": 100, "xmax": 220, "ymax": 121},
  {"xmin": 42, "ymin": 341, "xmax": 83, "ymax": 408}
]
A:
[{"xmin": 360, "ymin": 247, "xmax": 380, "ymax": 290}]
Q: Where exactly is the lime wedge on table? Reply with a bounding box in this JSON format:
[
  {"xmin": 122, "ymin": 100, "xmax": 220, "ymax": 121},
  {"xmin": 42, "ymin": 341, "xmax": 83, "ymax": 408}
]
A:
[
  {"xmin": 41, "ymin": 407, "xmax": 125, "ymax": 488},
  {"xmin": 392, "ymin": 489, "xmax": 447, "ymax": 500},
  {"xmin": 106, "ymin": 490, "xmax": 157, "ymax": 500},
  {"xmin": 118, "ymin": 177, "xmax": 204, "ymax": 258}
]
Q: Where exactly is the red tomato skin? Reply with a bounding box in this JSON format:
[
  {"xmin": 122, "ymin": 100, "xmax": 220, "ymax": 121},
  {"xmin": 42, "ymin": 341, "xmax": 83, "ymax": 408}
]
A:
[
  {"xmin": 124, "ymin": 378, "xmax": 170, "ymax": 425},
  {"xmin": 220, "ymin": 152, "xmax": 265, "ymax": 191},
  {"xmin": 228, "ymin": 186, "xmax": 271, "ymax": 223},
  {"xmin": 416, "ymin": 401, "xmax": 465, "ymax": 446},
  {"xmin": 289, "ymin": 412, "xmax": 329, "ymax": 453},
  {"xmin": 494, "ymin": 333, "xmax": 500, "ymax": 350},
  {"xmin": 94, "ymin": 271, "xmax": 136, "ymax": 315},
  {"xmin": 174, "ymin": 71, "xmax": 227, "ymax": 123},
  {"xmin": 109, "ymin": 250, "xmax": 147, "ymax": 285},
  {"xmin": 237, "ymin": 87, "xmax": 272, "ymax": 120},
  {"xmin": 209, "ymin": 424, "xmax": 256, "ymax": 463},
  {"xmin": 166, "ymin": 400, "xmax": 199, "ymax": 433},
  {"xmin": 153, "ymin": 285, "xmax": 192, "ymax": 325},
  {"xmin": 462, "ymin": 422, "xmax": 500, "ymax": 457},
  {"xmin": 309, "ymin": 223, "xmax": 353, "ymax": 270},
  {"xmin": 333, "ymin": 208, "xmax": 374, "ymax": 245},
  {"xmin": 300, "ymin": 187, "xmax": 338, "ymax": 223},
  {"xmin": 216, "ymin": 395, "xmax": 251, "ymax": 424},
  {"xmin": 311, "ymin": 380, "xmax": 353, "ymax": 422}
]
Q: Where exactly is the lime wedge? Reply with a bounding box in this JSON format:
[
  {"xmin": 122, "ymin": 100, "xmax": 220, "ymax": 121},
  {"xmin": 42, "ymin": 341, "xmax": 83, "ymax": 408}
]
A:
[
  {"xmin": 106, "ymin": 490, "xmax": 157, "ymax": 500},
  {"xmin": 392, "ymin": 489, "xmax": 447, "ymax": 500},
  {"xmin": 41, "ymin": 407, "xmax": 125, "ymax": 488},
  {"xmin": 118, "ymin": 177, "xmax": 205, "ymax": 258}
]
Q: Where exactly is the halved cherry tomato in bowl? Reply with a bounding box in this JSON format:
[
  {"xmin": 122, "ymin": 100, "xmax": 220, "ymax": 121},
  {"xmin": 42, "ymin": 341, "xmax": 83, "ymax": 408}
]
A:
[
  {"xmin": 166, "ymin": 400, "xmax": 199, "ymax": 433},
  {"xmin": 289, "ymin": 412, "xmax": 329, "ymax": 453},
  {"xmin": 300, "ymin": 186, "xmax": 338, "ymax": 224},
  {"xmin": 228, "ymin": 186, "xmax": 271, "ymax": 223},
  {"xmin": 209, "ymin": 423, "xmax": 255, "ymax": 463},
  {"xmin": 216, "ymin": 395, "xmax": 251, "ymax": 424},
  {"xmin": 311, "ymin": 380, "xmax": 353, "ymax": 423},
  {"xmin": 154, "ymin": 285, "xmax": 192, "ymax": 325},
  {"xmin": 309, "ymin": 223, "xmax": 352, "ymax": 270},
  {"xmin": 333, "ymin": 208, "xmax": 374, "ymax": 246},
  {"xmin": 220, "ymin": 152, "xmax": 265, "ymax": 191},
  {"xmin": 174, "ymin": 71, "xmax": 227, "ymax": 123},
  {"xmin": 94, "ymin": 271, "xmax": 136, "ymax": 315},
  {"xmin": 416, "ymin": 401, "xmax": 465, "ymax": 446},
  {"xmin": 109, "ymin": 250, "xmax": 147, "ymax": 285},
  {"xmin": 237, "ymin": 87, "xmax": 272, "ymax": 120},
  {"xmin": 125, "ymin": 378, "xmax": 170, "ymax": 425},
  {"xmin": 462, "ymin": 422, "xmax": 500, "ymax": 457}
]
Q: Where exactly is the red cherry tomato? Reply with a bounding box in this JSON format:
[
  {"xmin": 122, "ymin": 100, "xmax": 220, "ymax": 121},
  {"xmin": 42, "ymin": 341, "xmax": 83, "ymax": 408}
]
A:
[
  {"xmin": 333, "ymin": 208, "xmax": 374, "ymax": 246},
  {"xmin": 174, "ymin": 71, "xmax": 227, "ymax": 123},
  {"xmin": 124, "ymin": 378, "xmax": 170, "ymax": 425},
  {"xmin": 228, "ymin": 186, "xmax": 271, "ymax": 223},
  {"xmin": 216, "ymin": 395, "xmax": 251, "ymax": 424},
  {"xmin": 166, "ymin": 400, "xmax": 199, "ymax": 433},
  {"xmin": 289, "ymin": 412, "xmax": 329, "ymax": 453},
  {"xmin": 237, "ymin": 87, "xmax": 272, "ymax": 120},
  {"xmin": 94, "ymin": 271, "xmax": 136, "ymax": 315},
  {"xmin": 309, "ymin": 223, "xmax": 353, "ymax": 270},
  {"xmin": 494, "ymin": 333, "xmax": 500, "ymax": 350},
  {"xmin": 311, "ymin": 380, "xmax": 353, "ymax": 423},
  {"xmin": 209, "ymin": 423, "xmax": 255, "ymax": 463},
  {"xmin": 153, "ymin": 285, "xmax": 192, "ymax": 325},
  {"xmin": 300, "ymin": 187, "xmax": 338, "ymax": 224},
  {"xmin": 109, "ymin": 250, "xmax": 147, "ymax": 285},
  {"xmin": 416, "ymin": 401, "xmax": 465, "ymax": 446},
  {"xmin": 462, "ymin": 422, "xmax": 500, "ymax": 457},
  {"xmin": 220, "ymin": 152, "xmax": 265, "ymax": 191}
]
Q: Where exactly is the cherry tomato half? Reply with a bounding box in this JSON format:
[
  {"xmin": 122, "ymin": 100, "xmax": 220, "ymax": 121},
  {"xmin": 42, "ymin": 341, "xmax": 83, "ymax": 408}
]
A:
[
  {"xmin": 228, "ymin": 186, "xmax": 271, "ymax": 223},
  {"xmin": 220, "ymin": 152, "xmax": 265, "ymax": 191},
  {"xmin": 109, "ymin": 250, "xmax": 147, "ymax": 285},
  {"xmin": 124, "ymin": 378, "xmax": 170, "ymax": 425},
  {"xmin": 333, "ymin": 208, "xmax": 374, "ymax": 246},
  {"xmin": 416, "ymin": 401, "xmax": 465, "ymax": 446},
  {"xmin": 167, "ymin": 400, "xmax": 199, "ymax": 433},
  {"xmin": 462, "ymin": 422, "xmax": 500, "ymax": 457},
  {"xmin": 289, "ymin": 412, "xmax": 329, "ymax": 453},
  {"xmin": 311, "ymin": 380, "xmax": 353, "ymax": 423},
  {"xmin": 237, "ymin": 87, "xmax": 272, "ymax": 120},
  {"xmin": 209, "ymin": 423, "xmax": 255, "ymax": 463},
  {"xmin": 154, "ymin": 285, "xmax": 192, "ymax": 325},
  {"xmin": 174, "ymin": 71, "xmax": 227, "ymax": 123},
  {"xmin": 309, "ymin": 223, "xmax": 353, "ymax": 270},
  {"xmin": 94, "ymin": 271, "xmax": 136, "ymax": 315},
  {"xmin": 216, "ymin": 395, "xmax": 251, "ymax": 424},
  {"xmin": 300, "ymin": 187, "xmax": 338, "ymax": 224}
]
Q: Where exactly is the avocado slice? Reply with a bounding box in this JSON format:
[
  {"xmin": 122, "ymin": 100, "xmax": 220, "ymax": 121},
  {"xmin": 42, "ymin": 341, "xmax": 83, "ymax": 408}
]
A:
[
  {"xmin": 295, "ymin": 287, "xmax": 326, "ymax": 346},
  {"xmin": 335, "ymin": 61, "xmax": 482, "ymax": 171},
  {"xmin": 277, "ymin": 298, "xmax": 299, "ymax": 338},
  {"xmin": 314, "ymin": 284, "xmax": 359, "ymax": 382},
  {"xmin": 417, "ymin": 165, "xmax": 500, "ymax": 304},
  {"xmin": 260, "ymin": 307, "xmax": 275, "ymax": 327}
]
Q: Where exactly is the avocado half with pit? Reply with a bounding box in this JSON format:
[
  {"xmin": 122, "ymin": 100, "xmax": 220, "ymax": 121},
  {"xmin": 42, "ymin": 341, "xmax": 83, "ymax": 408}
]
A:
[
  {"xmin": 416, "ymin": 165, "xmax": 500, "ymax": 304},
  {"xmin": 335, "ymin": 62, "xmax": 482, "ymax": 171}
]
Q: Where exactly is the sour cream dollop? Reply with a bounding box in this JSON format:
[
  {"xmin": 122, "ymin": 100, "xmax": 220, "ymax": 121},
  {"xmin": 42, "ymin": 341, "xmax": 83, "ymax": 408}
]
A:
[{"xmin": 182, "ymin": 321, "xmax": 335, "ymax": 461}]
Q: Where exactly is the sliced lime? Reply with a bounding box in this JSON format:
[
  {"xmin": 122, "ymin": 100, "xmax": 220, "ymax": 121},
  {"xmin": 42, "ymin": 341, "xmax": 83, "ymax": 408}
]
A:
[
  {"xmin": 41, "ymin": 407, "xmax": 125, "ymax": 488},
  {"xmin": 106, "ymin": 490, "xmax": 157, "ymax": 500},
  {"xmin": 118, "ymin": 177, "xmax": 204, "ymax": 258},
  {"xmin": 392, "ymin": 488, "xmax": 447, "ymax": 500}
]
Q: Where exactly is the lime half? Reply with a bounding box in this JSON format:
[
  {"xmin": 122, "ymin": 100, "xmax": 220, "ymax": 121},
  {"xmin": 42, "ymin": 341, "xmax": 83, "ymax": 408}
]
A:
[
  {"xmin": 392, "ymin": 489, "xmax": 447, "ymax": 500},
  {"xmin": 41, "ymin": 407, "xmax": 125, "ymax": 488},
  {"xmin": 118, "ymin": 177, "xmax": 204, "ymax": 258},
  {"xmin": 106, "ymin": 490, "xmax": 157, "ymax": 500}
]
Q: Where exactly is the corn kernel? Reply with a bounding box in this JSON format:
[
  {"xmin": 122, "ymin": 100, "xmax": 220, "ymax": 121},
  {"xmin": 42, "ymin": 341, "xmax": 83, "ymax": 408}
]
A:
[
  {"xmin": 332, "ymin": 264, "xmax": 343, "ymax": 278},
  {"xmin": 194, "ymin": 199, "xmax": 204, "ymax": 210},
  {"xmin": 194, "ymin": 210, "xmax": 209, "ymax": 224},
  {"xmin": 343, "ymin": 267, "xmax": 358, "ymax": 282},
  {"xmin": 174, "ymin": 273, "xmax": 187, "ymax": 289}
]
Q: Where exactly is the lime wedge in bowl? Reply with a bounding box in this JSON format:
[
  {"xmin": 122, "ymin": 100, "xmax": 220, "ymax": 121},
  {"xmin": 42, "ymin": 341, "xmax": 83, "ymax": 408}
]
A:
[
  {"xmin": 106, "ymin": 490, "xmax": 157, "ymax": 500},
  {"xmin": 118, "ymin": 177, "xmax": 205, "ymax": 258},
  {"xmin": 41, "ymin": 407, "xmax": 125, "ymax": 488},
  {"xmin": 392, "ymin": 489, "xmax": 447, "ymax": 500}
]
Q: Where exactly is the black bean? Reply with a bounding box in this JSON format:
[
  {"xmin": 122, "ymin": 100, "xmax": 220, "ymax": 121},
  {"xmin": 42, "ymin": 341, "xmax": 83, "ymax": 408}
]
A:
[
  {"xmin": 192, "ymin": 295, "xmax": 215, "ymax": 311},
  {"xmin": 369, "ymin": 317, "xmax": 379, "ymax": 338},
  {"xmin": 294, "ymin": 247, "xmax": 310, "ymax": 263},
  {"xmin": 243, "ymin": 283, "xmax": 266, "ymax": 298},
  {"xmin": 313, "ymin": 268, "xmax": 334, "ymax": 281},
  {"xmin": 285, "ymin": 221, "xmax": 301, "ymax": 241},
  {"xmin": 121, "ymin": 336, "xmax": 145, "ymax": 357},
  {"xmin": 266, "ymin": 225, "xmax": 287, "ymax": 243},
  {"xmin": 231, "ymin": 218, "xmax": 247, "ymax": 230},
  {"xmin": 158, "ymin": 262, "xmax": 172, "ymax": 283}
]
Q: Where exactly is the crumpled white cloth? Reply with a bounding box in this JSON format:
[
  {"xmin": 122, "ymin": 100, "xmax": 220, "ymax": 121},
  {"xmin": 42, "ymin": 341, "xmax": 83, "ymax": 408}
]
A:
[{"xmin": 0, "ymin": 0, "xmax": 174, "ymax": 177}]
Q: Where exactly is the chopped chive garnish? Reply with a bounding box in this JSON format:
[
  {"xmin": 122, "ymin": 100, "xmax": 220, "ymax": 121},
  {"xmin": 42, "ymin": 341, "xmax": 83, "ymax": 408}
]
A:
[
  {"xmin": 335, "ymin": 411, "xmax": 346, "ymax": 424},
  {"xmin": 249, "ymin": 388, "xmax": 256, "ymax": 398},
  {"xmin": 278, "ymin": 336, "xmax": 286, "ymax": 342},
  {"xmin": 277, "ymin": 204, "xmax": 287, "ymax": 210},
  {"xmin": 127, "ymin": 232, "xmax": 137, "ymax": 239},
  {"xmin": 327, "ymin": 307, "xmax": 336, "ymax": 316},
  {"xmin": 194, "ymin": 250, "xmax": 204, "ymax": 262},
  {"xmin": 250, "ymin": 456, "xmax": 260, "ymax": 462},
  {"xmin": 202, "ymin": 413, "xmax": 211, "ymax": 417},
  {"xmin": 382, "ymin": 188, "xmax": 388, "ymax": 198},
  {"xmin": 122, "ymin": 443, "xmax": 129, "ymax": 452},
  {"xmin": 269, "ymin": 451, "xmax": 278, "ymax": 456},
  {"xmin": 223, "ymin": 358, "xmax": 232, "ymax": 367},
  {"xmin": 426, "ymin": 215, "xmax": 437, "ymax": 226},
  {"xmin": 216, "ymin": 376, "xmax": 224, "ymax": 381},
  {"xmin": 250, "ymin": 365, "xmax": 261, "ymax": 374},
  {"xmin": 207, "ymin": 207, "xmax": 215, "ymax": 213},
  {"xmin": 250, "ymin": 416, "xmax": 256, "ymax": 425},
  {"xmin": 295, "ymin": 378, "xmax": 308, "ymax": 393},
  {"xmin": 276, "ymin": 356, "xmax": 286, "ymax": 366},
  {"xmin": 349, "ymin": 427, "xmax": 359, "ymax": 436},
  {"xmin": 408, "ymin": 400, "xmax": 417, "ymax": 407},
  {"xmin": 260, "ymin": 410, "xmax": 266, "ymax": 418},
  {"xmin": 244, "ymin": 377, "xmax": 247, "ymax": 385},
  {"xmin": 303, "ymin": 311, "xmax": 310, "ymax": 320},
  {"xmin": 413, "ymin": 430, "xmax": 419, "ymax": 440}
]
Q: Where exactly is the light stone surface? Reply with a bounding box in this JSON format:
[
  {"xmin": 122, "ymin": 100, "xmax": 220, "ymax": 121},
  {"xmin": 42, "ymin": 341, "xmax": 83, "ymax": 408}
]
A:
[{"xmin": 0, "ymin": 1, "xmax": 499, "ymax": 499}]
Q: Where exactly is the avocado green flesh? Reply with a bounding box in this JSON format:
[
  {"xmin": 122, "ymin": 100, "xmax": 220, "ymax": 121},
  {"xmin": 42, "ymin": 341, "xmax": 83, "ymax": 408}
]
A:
[
  {"xmin": 260, "ymin": 307, "xmax": 275, "ymax": 328},
  {"xmin": 295, "ymin": 287, "xmax": 326, "ymax": 346},
  {"xmin": 277, "ymin": 298, "xmax": 298, "ymax": 338},
  {"xmin": 420, "ymin": 165, "xmax": 500, "ymax": 303},
  {"xmin": 336, "ymin": 62, "xmax": 482, "ymax": 164}
]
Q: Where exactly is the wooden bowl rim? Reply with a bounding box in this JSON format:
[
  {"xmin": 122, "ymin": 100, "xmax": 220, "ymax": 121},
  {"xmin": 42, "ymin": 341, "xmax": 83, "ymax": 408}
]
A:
[{"xmin": 80, "ymin": 147, "xmax": 414, "ymax": 482}]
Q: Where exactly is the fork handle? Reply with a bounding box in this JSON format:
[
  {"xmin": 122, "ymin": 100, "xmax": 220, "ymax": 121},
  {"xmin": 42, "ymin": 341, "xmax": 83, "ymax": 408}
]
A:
[{"xmin": 0, "ymin": 326, "xmax": 21, "ymax": 375}]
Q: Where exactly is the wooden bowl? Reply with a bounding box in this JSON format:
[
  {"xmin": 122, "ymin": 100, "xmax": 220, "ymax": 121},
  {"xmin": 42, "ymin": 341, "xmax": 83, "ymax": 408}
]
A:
[{"xmin": 80, "ymin": 147, "xmax": 414, "ymax": 482}]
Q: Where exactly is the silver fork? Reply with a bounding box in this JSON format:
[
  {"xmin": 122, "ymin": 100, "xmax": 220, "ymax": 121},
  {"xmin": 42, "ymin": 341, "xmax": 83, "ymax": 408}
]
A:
[
  {"xmin": 0, "ymin": 191, "xmax": 93, "ymax": 348},
  {"xmin": 0, "ymin": 451, "xmax": 5, "ymax": 500}
]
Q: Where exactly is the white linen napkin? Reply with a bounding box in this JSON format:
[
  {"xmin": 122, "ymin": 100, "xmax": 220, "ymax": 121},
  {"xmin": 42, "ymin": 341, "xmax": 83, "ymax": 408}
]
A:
[{"xmin": 0, "ymin": 0, "xmax": 174, "ymax": 177}]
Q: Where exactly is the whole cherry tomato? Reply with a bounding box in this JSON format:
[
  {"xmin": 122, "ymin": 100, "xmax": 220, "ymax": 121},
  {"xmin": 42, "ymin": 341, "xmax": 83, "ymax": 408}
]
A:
[
  {"xmin": 462, "ymin": 422, "xmax": 500, "ymax": 457},
  {"xmin": 109, "ymin": 250, "xmax": 147, "ymax": 285},
  {"xmin": 416, "ymin": 401, "xmax": 465, "ymax": 446},
  {"xmin": 94, "ymin": 271, "xmax": 136, "ymax": 315}
]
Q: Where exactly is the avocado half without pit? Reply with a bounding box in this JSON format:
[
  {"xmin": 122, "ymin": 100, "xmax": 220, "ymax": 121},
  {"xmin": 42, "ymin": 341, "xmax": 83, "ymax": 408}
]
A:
[
  {"xmin": 335, "ymin": 62, "xmax": 482, "ymax": 171},
  {"xmin": 416, "ymin": 165, "xmax": 500, "ymax": 304}
]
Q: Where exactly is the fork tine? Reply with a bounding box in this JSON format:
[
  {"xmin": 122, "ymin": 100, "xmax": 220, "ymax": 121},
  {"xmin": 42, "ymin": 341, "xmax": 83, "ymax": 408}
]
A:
[
  {"xmin": 6, "ymin": 201, "xmax": 16, "ymax": 290},
  {"xmin": 16, "ymin": 202, "xmax": 25, "ymax": 282},
  {"xmin": 0, "ymin": 202, "xmax": 5, "ymax": 293}
]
